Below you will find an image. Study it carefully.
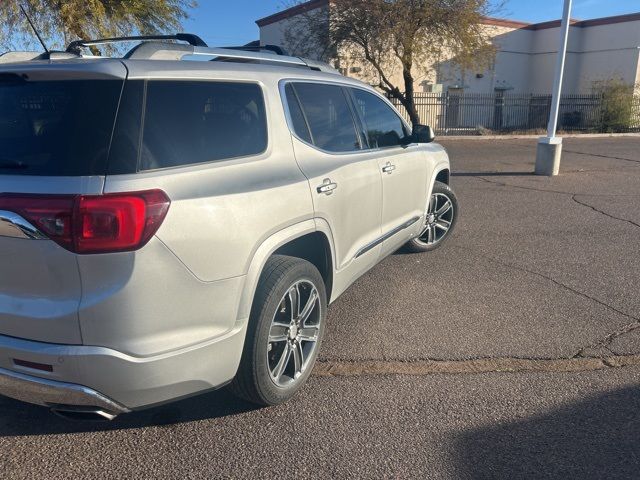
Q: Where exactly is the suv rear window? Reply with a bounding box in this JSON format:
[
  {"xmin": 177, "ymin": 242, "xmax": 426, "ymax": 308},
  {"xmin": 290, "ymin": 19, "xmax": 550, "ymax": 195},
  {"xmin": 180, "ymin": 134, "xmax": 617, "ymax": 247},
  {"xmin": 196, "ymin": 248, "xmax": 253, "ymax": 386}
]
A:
[
  {"xmin": 0, "ymin": 78, "xmax": 123, "ymax": 176},
  {"xmin": 139, "ymin": 81, "xmax": 268, "ymax": 171}
]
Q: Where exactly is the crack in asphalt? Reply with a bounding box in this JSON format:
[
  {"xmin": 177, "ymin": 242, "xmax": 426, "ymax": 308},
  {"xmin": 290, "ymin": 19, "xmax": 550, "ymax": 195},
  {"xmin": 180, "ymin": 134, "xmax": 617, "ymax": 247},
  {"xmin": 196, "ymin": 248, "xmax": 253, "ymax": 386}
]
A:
[
  {"xmin": 465, "ymin": 177, "xmax": 640, "ymax": 353},
  {"xmin": 466, "ymin": 175, "xmax": 640, "ymax": 198},
  {"xmin": 563, "ymin": 149, "xmax": 640, "ymax": 165},
  {"xmin": 451, "ymin": 245, "xmax": 640, "ymax": 359},
  {"xmin": 314, "ymin": 354, "xmax": 640, "ymax": 377},
  {"xmin": 469, "ymin": 176, "xmax": 640, "ymax": 229},
  {"xmin": 572, "ymin": 195, "xmax": 640, "ymax": 229},
  {"xmin": 459, "ymin": 177, "xmax": 640, "ymax": 356},
  {"xmin": 575, "ymin": 322, "xmax": 640, "ymax": 358},
  {"xmin": 469, "ymin": 175, "xmax": 581, "ymax": 195},
  {"xmin": 454, "ymin": 246, "xmax": 639, "ymax": 324}
]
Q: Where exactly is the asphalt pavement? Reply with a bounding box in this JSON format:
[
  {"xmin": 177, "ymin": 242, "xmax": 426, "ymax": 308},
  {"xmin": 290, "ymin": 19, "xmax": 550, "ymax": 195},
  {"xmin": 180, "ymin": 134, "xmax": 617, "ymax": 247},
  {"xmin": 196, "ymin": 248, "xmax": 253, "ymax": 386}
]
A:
[{"xmin": 2, "ymin": 136, "xmax": 640, "ymax": 479}]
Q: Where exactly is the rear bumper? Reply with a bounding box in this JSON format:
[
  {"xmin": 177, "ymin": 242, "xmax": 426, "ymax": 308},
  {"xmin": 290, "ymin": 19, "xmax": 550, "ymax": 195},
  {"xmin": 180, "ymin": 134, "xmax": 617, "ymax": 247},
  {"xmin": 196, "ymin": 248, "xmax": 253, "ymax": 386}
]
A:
[
  {"xmin": 0, "ymin": 322, "xmax": 248, "ymax": 411},
  {"xmin": 0, "ymin": 367, "xmax": 129, "ymax": 416}
]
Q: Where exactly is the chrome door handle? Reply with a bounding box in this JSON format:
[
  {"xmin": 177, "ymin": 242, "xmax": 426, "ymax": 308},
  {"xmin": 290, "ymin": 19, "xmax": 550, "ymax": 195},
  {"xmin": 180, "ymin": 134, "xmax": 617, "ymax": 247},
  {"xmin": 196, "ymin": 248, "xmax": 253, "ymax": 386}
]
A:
[
  {"xmin": 317, "ymin": 179, "xmax": 338, "ymax": 195},
  {"xmin": 382, "ymin": 163, "xmax": 396, "ymax": 174}
]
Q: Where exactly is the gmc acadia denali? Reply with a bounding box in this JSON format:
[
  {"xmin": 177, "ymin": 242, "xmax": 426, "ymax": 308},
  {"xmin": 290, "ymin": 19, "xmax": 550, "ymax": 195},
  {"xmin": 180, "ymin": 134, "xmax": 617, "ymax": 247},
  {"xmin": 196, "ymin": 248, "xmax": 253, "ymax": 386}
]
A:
[{"xmin": 0, "ymin": 34, "xmax": 458, "ymax": 419}]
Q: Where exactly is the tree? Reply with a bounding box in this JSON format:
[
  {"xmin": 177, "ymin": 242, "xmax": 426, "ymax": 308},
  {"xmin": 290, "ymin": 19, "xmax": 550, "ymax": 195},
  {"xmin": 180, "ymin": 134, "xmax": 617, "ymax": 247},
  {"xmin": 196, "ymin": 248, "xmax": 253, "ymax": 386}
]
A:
[
  {"xmin": 0, "ymin": 0, "xmax": 196, "ymax": 53},
  {"xmin": 283, "ymin": 0, "xmax": 497, "ymax": 126}
]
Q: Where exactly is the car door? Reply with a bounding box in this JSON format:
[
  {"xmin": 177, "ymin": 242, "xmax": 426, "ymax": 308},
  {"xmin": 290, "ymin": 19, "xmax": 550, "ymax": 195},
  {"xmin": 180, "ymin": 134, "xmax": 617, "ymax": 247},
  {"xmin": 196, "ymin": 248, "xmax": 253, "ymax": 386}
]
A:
[
  {"xmin": 282, "ymin": 81, "xmax": 383, "ymax": 299},
  {"xmin": 350, "ymin": 88, "xmax": 431, "ymax": 257}
]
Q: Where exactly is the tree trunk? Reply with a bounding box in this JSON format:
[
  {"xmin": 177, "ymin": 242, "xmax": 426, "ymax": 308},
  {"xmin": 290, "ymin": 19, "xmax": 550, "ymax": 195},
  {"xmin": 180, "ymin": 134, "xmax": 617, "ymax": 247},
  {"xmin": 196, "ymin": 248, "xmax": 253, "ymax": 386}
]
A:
[{"xmin": 401, "ymin": 63, "xmax": 420, "ymax": 127}]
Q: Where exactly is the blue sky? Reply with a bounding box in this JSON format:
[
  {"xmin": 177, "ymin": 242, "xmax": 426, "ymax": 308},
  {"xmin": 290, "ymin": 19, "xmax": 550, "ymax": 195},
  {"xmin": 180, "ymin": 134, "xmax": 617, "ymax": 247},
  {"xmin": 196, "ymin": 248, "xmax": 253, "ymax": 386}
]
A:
[{"xmin": 185, "ymin": 0, "xmax": 640, "ymax": 47}]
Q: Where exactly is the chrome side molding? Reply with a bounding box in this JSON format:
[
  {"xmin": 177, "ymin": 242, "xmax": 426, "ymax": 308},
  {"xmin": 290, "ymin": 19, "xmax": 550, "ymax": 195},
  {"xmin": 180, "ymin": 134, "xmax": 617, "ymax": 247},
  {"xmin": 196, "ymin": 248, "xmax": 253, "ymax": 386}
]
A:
[
  {"xmin": 0, "ymin": 210, "xmax": 47, "ymax": 240},
  {"xmin": 355, "ymin": 216, "xmax": 421, "ymax": 259}
]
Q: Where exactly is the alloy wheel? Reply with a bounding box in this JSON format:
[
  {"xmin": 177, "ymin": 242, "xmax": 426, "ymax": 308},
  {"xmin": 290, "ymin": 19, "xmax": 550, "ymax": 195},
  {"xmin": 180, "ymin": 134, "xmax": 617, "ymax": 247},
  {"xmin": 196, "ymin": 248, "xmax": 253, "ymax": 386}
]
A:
[
  {"xmin": 267, "ymin": 280, "xmax": 321, "ymax": 387},
  {"xmin": 416, "ymin": 192, "xmax": 454, "ymax": 246}
]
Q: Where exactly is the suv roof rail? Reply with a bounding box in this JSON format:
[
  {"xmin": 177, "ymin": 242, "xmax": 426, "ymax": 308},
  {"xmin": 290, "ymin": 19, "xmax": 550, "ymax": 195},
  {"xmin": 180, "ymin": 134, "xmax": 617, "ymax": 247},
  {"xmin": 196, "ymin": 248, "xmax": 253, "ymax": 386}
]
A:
[
  {"xmin": 125, "ymin": 42, "xmax": 306, "ymax": 65},
  {"xmin": 218, "ymin": 44, "xmax": 290, "ymax": 56},
  {"xmin": 123, "ymin": 41, "xmax": 340, "ymax": 74},
  {"xmin": 2, "ymin": 32, "xmax": 341, "ymax": 75},
  {"xmin": 66, "ymin": 33, "xmax": 207, "ymax": 54}
]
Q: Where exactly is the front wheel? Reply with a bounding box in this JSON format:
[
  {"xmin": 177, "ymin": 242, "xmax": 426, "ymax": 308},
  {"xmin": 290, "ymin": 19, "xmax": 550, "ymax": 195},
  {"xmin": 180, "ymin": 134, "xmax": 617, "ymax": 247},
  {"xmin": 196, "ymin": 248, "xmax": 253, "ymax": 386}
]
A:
[
  {"xmin": 405, "ymin": 181, "xmax": 459, "ymax": 253},
  {"xmin": 230, "ymin": 255, "xmax": 327, "ymax": 406}
]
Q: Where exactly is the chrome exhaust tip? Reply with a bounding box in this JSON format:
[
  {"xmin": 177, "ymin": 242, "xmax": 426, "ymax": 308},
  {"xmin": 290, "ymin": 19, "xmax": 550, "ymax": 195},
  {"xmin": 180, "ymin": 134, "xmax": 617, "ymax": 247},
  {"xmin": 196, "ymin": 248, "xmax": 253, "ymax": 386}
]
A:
[{"xmin": 50, "ymin": 406, "xmax": 119, "ymax": 422}]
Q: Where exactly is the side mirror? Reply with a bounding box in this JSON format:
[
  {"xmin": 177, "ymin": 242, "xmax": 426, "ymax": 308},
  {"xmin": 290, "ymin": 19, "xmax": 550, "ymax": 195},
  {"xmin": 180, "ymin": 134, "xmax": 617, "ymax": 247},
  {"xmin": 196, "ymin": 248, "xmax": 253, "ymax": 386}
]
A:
[{"xmin": 413, "ymin": 124, "xmax": 436, "ymax": 144}]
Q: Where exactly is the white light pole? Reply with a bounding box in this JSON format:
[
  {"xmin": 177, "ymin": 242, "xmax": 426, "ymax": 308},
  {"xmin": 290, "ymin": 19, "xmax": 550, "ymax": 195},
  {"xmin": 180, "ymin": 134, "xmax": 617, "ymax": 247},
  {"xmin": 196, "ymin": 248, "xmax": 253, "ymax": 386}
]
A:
[{"xmin": 535, "ymin": 0, "xmax": 573, "ymax": 176}]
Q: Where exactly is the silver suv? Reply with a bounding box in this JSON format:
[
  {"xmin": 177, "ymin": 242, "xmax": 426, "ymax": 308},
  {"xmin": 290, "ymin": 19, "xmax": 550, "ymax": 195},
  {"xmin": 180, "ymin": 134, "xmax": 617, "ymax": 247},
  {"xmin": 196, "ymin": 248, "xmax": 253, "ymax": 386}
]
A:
[{"xmin": 0, "ymin": 35, "xmax": 458, "ymax": 420}]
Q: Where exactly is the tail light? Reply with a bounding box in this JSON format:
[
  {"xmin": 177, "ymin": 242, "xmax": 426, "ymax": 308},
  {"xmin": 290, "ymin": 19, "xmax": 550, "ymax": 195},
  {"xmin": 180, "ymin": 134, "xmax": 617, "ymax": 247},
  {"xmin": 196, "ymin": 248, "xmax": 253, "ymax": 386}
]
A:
[{"xmin": 0, "ymin": 190, "xmax": 170, "ymax": 254}]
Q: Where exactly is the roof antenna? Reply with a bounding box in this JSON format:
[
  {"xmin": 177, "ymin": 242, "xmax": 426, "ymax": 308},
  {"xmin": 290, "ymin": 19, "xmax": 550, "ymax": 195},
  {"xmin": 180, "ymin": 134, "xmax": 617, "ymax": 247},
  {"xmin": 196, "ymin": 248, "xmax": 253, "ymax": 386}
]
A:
[{"xmin": 19, "ymin": 4, "xmax": 50, "ymax": 54}]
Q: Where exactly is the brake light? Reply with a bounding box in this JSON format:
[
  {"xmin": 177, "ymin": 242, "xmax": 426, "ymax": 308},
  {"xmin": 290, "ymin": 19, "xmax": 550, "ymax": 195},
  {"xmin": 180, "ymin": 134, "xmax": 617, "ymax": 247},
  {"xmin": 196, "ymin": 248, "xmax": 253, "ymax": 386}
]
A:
[{"xmin": 0, "ymin": 190, "xmax": 170, "ymax": 254}]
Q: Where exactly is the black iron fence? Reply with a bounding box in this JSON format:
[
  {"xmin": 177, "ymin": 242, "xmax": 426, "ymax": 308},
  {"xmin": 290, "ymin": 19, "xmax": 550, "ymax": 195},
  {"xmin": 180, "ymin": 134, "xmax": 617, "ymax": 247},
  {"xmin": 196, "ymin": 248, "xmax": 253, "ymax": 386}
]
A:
[{"xmin": 387, "ymin": 92, "xmax": 640, "ymax": 135}]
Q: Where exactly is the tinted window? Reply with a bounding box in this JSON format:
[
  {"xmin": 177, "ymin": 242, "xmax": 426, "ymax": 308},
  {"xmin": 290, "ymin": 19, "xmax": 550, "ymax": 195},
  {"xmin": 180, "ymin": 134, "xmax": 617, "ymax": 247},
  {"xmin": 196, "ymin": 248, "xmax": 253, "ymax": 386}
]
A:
[
  {"xmin": 0, "ymin": 78, "xmax": 123, "ymax": 176},
  {"xmin": 292, "ymin": 83, "xmax": 360, "ymax": 153},
  {"xmin": 352, "ymin": 89, "xmax": 408, "ymax": 148},
  {"xmin": 284, "ymin": 84, "xmax": 312, "ymax": 144},
  {"xmin": 108, "ymin": 80, "xmax": 144, "ymax": 175},
  {"xmin": 140, "ymin": 81, "xmax": 267, "ymax": 170}
]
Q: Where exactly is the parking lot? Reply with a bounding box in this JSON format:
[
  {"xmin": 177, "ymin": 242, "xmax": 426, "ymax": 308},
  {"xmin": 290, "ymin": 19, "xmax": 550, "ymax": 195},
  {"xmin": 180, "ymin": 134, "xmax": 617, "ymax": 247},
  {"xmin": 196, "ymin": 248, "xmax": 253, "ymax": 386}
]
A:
[{"xmin": 2, "ymin": 136, "xmax": 640, "ymax": 479}]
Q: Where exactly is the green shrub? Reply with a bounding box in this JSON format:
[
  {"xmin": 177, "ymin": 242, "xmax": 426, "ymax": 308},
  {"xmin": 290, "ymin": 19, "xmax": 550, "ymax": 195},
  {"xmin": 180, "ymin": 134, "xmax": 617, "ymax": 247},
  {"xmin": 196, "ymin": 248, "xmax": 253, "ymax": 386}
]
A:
[{"xmin": 592, "ymin": 79, "xmax": 638, "ymax": 133}]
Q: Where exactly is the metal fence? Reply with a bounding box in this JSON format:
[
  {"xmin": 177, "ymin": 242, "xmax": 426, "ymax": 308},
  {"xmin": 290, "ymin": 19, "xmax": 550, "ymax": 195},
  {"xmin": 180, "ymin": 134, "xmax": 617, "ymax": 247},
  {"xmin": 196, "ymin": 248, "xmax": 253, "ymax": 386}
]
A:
[{"xmin": 387, "ymin": 92, "xmax": 640, "ymax": 136}]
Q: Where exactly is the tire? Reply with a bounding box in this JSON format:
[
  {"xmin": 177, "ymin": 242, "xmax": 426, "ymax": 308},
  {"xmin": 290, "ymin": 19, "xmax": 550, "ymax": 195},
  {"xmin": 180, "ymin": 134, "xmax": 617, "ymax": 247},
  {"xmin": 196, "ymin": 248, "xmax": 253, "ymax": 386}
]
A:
[
  {"xmin": 405, "ymin": 181, "xmax": 459, "ymax": 253},
  {"xmin": 230, "ymin": 255, "xmax": 327, "ymax": 406}
]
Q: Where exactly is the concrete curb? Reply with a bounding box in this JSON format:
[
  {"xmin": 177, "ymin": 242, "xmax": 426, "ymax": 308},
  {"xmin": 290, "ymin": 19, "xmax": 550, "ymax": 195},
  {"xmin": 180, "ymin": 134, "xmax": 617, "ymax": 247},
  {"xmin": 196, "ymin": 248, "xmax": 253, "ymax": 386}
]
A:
[{"xmin": 440, "ymin": 133, "xmax": 640, "ymax": 140}]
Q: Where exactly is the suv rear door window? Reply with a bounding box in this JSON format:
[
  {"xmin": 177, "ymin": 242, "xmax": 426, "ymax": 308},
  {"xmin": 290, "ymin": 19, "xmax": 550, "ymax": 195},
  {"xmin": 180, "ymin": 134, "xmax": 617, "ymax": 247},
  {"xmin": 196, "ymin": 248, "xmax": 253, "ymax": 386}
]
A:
[
  {"xmin": 0, "ymin": 77, "xmax": 123, "ymax": 176},
  {"xmin": 284, "ymin": 83, "xmax": 312, "ymax": 144},
  {"xmin": 290, "ymin": 83, "xmax": 361, "ymax": 153},
  {"xmin": 351, "ymin": 89, "xmax": 409, "ymax": 149},
  {"xmin": 140, "ymin": 81, "xmax": 267, "ymax": 170}
]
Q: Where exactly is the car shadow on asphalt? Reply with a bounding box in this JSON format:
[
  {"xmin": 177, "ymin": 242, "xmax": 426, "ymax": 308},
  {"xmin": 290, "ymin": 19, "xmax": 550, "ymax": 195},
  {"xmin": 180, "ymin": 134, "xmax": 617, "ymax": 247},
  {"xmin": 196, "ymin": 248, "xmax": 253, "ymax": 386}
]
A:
[
  {"xmin": 452, "ymin": 385, "xmax": 640, "ymax": 479},
  {"xmin": 0, "ymin": 387, "xmax": 261, "ymax": 436}
]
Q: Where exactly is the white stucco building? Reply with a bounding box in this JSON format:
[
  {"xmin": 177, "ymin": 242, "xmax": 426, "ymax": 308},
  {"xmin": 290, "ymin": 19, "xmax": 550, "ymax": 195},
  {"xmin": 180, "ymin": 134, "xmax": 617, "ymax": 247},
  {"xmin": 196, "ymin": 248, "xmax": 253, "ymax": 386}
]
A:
[{"xmin": 257, "ymin": 1, "xmax": 640, "ymax": 94}]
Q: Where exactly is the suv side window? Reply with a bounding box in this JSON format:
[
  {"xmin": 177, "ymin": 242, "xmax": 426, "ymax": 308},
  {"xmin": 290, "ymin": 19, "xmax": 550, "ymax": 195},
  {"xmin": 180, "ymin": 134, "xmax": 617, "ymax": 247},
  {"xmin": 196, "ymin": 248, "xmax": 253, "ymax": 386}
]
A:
[
  {"xmin": 140, "ymin": 81, "xmax": 267, "ymax": 170},
  {"xmin": 284, "ymin": 83, "xmax": 312, "ymax": 144},
  {"xmin": 352, "ymin": 89, "xmax": 409, "ymax": 149},
  {"xmin": 289, "ymin": 82, "xmax": 361, "ymax": 153}
]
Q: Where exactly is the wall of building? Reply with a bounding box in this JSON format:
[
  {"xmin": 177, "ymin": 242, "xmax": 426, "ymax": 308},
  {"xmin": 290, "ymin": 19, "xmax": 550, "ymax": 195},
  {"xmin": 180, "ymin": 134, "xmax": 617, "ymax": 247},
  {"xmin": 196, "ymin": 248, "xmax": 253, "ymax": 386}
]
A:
[
  {"xmin": 259, "ymin": 5, "xmax": 330, "ymax": 60},
  {"xmin": 445, "ymin": 19, "xmax": 640, "ymax": 94},
  {"xmin": 438, "ymin": 26, "xmax": 534, "ymax": 93},
  {"xmin": 576, "ymin": 20, "xmax": 640, "ymax": 91},
  {"xmin": 258, "ymin": 8, "xmax": 640, "ymax": 95}
]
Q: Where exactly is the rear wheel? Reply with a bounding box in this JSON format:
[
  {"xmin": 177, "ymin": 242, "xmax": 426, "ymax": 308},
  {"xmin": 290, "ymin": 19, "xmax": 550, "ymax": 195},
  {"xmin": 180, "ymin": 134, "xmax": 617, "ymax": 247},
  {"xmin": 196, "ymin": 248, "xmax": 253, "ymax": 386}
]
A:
[
  {"xmin": 231, "ymin": 255, "xmax": 327, "ymax": 406},
  {"xmin": 405, "ymin": 181, "xmax": 459, "ymax": 253}
]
